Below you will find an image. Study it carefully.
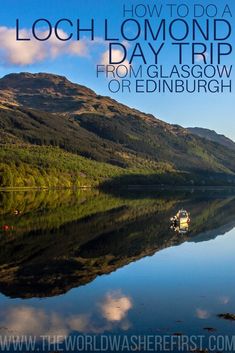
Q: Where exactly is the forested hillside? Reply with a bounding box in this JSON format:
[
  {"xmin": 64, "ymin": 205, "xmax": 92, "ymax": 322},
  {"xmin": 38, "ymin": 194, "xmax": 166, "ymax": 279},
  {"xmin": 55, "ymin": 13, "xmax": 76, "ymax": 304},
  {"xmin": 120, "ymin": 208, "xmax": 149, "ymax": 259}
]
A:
[{"xmin": 0, "ymin": 72, "xmax": 235, "ymax": 188}]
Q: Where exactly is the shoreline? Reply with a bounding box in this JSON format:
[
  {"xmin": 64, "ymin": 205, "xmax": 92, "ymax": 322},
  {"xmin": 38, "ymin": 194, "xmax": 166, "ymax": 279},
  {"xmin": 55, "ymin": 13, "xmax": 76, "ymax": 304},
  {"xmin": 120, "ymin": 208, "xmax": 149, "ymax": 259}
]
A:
[{"xmin": 1, "ymin": 185, "xmax": 235, "ymax": 192}]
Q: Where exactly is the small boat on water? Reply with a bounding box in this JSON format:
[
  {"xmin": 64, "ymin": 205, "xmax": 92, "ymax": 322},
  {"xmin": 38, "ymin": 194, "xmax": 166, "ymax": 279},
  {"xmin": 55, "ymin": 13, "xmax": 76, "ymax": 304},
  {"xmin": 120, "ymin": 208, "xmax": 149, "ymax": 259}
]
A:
[{"xmin": 170, "ymin": 209, "xmax": 190, "ymax": 234}]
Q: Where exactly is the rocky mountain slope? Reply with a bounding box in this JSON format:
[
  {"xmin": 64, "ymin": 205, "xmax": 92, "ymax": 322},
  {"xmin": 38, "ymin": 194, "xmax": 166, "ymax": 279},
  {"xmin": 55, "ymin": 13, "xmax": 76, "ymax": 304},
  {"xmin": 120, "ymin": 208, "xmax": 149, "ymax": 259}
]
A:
[
  {"xmin": 188, "ymin": 127, "xmax": 235, "ymax": 151},
  {"xmin": 0, "ymin": 72, "xmax": 235, "ymax": 187}
]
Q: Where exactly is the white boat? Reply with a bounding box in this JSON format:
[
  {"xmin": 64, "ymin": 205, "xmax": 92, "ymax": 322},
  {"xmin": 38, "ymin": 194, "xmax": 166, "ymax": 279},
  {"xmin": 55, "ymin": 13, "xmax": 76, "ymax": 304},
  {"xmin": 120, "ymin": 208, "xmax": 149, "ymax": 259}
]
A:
[{"xmin": 170, "ymin": 209, "xmax": 190, "ymax": 234}]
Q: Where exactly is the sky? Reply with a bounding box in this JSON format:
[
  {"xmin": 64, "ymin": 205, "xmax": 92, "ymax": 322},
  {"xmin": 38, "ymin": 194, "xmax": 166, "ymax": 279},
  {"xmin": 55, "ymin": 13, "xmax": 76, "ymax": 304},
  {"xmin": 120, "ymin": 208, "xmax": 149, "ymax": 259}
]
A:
[{"xmin": 0, "ymin": 0, "xmax": 234, "ymax": 140}]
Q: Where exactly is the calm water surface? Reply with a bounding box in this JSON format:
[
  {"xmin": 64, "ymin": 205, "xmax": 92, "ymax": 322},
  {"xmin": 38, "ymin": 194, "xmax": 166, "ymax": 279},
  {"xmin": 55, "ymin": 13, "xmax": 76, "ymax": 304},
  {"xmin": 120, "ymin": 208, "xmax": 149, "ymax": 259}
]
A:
[{"xmin": 0, "ymin": 189, "xmax": 234, "ymax": 352}]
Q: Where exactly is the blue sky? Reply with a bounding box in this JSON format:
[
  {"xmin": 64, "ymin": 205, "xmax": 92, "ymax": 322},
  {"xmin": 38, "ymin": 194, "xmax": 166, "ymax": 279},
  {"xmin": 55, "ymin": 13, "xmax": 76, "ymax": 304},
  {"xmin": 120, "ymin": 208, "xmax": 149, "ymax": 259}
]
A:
[{"xmin": 0, "ymin": 0, "xmax": 234, "ymax": 140}]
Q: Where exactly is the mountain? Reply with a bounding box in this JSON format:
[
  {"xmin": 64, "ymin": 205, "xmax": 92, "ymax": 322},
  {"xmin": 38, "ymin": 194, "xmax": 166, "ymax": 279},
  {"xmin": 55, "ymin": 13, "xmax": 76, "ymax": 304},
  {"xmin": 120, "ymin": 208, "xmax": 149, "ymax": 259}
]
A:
[
  {"xmin": 188, "ymin": 127, "xmax": 235, "ymax": 152},
  {"xmin": 0, "ymin": 72, "xmax": 235, "ymax": 188}
]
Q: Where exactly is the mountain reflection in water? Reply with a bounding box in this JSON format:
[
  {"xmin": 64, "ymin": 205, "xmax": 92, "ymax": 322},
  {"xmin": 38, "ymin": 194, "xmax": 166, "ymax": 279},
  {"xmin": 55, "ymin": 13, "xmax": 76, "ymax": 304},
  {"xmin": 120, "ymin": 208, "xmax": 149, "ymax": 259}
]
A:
[
  {"xmin": 0, "ymin": 189, "xmax": 235, "ymax": 299},
  {"xmin": 0, "ymin": 189, "xmax": 235, "ymax": 352}
]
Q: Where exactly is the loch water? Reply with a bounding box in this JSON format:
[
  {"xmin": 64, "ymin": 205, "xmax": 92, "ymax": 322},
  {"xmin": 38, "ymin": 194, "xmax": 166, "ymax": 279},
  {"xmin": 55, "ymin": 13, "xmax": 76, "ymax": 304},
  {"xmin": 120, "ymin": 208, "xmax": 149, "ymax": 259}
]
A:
[{"xmin": 0, "ymin": 189, "xmax": 235, "ymax": 352}]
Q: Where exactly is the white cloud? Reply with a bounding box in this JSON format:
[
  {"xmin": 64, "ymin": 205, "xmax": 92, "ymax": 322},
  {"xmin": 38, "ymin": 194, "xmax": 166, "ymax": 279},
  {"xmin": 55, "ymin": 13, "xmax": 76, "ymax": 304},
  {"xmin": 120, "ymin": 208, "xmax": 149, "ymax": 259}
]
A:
[
  {"xmin": 99, "ymin": 291, "xmax": 133, "ymax": 322},
  {"xmin": 1, "ymin": 306, "xmax": 68, "ymax": 339},
  {"xmin": 0, "ymin": 26, "xmax": 130, "ymax": 73},
  {"xmin": 0, "ymin": 291, "xmax": 133, "ymax": 341},
  {"xmin": 195, "ymin": 52, "xmax": 209, "ymax": 63},
  {"xmin": 195, "ymin": 308, "xmax": 210, "ymax": 320},
  {"xmin": 101, "ymin": 49, "xmax": 130, "ymax": 77},
  {"xmin": 68, "ymin": 41, "xmax": 88, "ymax": 56},
  {"xmin": 219, "ymin": 296, "xmax": 230, "ymax": 305},
  {"xmin": 0, "ymin": 26, "xmax": 88, "ymax": 66}
]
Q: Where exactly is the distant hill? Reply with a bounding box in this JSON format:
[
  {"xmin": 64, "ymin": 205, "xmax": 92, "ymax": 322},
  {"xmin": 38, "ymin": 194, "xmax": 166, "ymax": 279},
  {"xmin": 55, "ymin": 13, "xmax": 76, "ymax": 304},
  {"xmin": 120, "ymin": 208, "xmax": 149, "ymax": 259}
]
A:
[
  {"xmin": 0, "ymin": 72, "xmax": 235, "ymax": 187},
  {"xmin": 188, "ymin": 127, "xmax": 235, "ymax": 151}
]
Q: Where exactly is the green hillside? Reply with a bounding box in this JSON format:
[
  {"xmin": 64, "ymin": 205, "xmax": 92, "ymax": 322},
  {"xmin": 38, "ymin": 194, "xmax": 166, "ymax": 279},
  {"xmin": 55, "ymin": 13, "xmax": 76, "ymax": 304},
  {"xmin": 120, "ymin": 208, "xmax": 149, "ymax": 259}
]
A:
[{"xmin": 0, "ymin": 72, "xmax": 235, "ymax": 188}]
